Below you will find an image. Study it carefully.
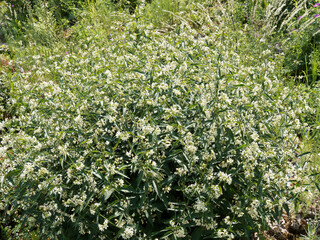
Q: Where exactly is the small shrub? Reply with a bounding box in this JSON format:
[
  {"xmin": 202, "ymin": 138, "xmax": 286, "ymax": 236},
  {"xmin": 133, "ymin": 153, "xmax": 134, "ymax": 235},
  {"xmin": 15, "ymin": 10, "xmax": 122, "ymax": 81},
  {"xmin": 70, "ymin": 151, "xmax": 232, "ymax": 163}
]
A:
[
  {"xmin": 0, "ymin": 1, "xmax": 316, "ymax": 239},
  {"xmin": 279, "ymin": 1, "xmax": 320, "ymax": 83}
]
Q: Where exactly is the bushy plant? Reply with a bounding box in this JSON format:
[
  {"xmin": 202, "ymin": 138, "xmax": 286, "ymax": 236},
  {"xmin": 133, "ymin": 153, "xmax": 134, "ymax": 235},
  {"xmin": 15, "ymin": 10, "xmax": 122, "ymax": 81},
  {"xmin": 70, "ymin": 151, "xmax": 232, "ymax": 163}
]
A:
[
  {"xmin": 0, "ymin": 46, "xmax": 13, "ymax": 122},
  {"xmin": 1, "ymin": 0, "xmax": 91, "ymax": 45},
  {"xmin": 0, "ymin": 2, "xmax": 7, "ymax": 41},
  {"xmin": 4, "ymin": 0, "xmax": 89, "ymax": 23},
  {"xmin": 278, "ymin": 1, "xmax": 320, "ymax": 83},
  {"xmin": 111, "ymin": 0, "xmax": 139, "ymax": 14},
  {"xmin": 232, "ymin": 0, "xmax": 320, "ymax": 85},
  {"xmin": 0, "ymin": 73, "xmax": 9, "ymax": 121},
  {"xmin": 0, "ymin": 1, "xmax": 316, "ymax": 239},
  {"xmin": 140, "ymin": 0, "xmax": 185, "ymax": 27}
]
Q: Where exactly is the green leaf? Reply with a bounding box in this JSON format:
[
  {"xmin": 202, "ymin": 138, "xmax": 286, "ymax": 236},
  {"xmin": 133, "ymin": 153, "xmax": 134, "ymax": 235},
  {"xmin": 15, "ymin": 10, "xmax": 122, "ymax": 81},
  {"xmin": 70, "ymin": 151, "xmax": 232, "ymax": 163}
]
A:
[
  {"xmin": 92, "ymin": 171, "xmax": 102, "ymax": 179},
  {"xmin": 191, "ymin": 227, "xmax": 204, "ymax": 240},
  {"xmin": 114, "ymin": 170, "xmax": 129, "ymax": 179},
  {"xmin": 136, "ymin": 171, "xmax": 143, "ymax": 189},
  {"xmin": 298, "ymin": 151, "xmax": 311, "ymax": 157},
  {"xmin": 315, "ymin": 182, "xmax": 320, "ymax": 193},
  {"xmin": 103, "ymin": 188, "xmax": 114, "ymax": 200},
  {"xmin": 152, "ymin": 180, "xmax": 160, "ymax": 197},
  {"xmin": 263, "ymin": 92, "xmax": 274, "ymax": 102},
  {"xmin": 5, "ymin": 169, "xmax": 21, "ymax": 185},
  {"xmin": 283, "ymin": 203, "xmax": 290, "ymax": 217},
  {"xmin": 5, "ymin": 169, "xmax": 21, "ymax": 178},
  {"xmin": 79, "ymin": 192, "xmax": 94, "ymax": 212}
]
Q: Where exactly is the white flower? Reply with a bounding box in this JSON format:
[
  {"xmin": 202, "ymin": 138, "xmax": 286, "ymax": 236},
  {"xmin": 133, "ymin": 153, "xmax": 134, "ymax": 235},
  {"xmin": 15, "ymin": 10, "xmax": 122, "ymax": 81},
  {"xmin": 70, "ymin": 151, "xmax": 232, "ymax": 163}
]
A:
[
  {"xmin": 185, "ymin": 144, "xmax": 197, "ymax": 154},
  {"xmin": 121, "ymin": 226, "xmax": 134, "ymax": 239},
  {"xmin": 218, "ymin": 172, "xmax": 232, "ymax": 185},
  {"xmin": 194, "ymin": 199, "xmax": 207, "ymax": 213},
  {"xmin": 117, "ymin": 179, "xmax": 124, "ymax": 187},
  {"xmin": 98, "ymin": 219, "xmax": 109, "ymax": 231},
  {"xmin": 251, "ymin": 131, "xmax": 259, "ymax": 141},
  {"xmin": 50, "ymin": 187, "xmax": 63, "ymax": 196},
  {"xmin": 75, "ymin": 162, "xmax": 85, "ymax": 171},
  {"xmin": 173, "ymin": 89, "xmax": 181, "ymax": 95},
  {"xmin": 173, "ymin": 227, "xmax": 186, "ymax": 238},
  {"xmin": 20, "ymin": 162, "xmax": 34, "ymax": 179},
  {"xmin": 74, "ymin": 115, "xmax": 83, "ymax": 125},
  {"xmin": 211, "ymin": 185, "xmax": 222, "ymax": 198}
]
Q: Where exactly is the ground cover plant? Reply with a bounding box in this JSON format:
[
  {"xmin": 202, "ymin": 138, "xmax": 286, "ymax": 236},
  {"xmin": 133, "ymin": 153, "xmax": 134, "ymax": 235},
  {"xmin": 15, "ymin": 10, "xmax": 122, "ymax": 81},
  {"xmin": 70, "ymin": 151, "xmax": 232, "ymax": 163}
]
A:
[{"xmin": 1, "ymin": 0, "xmax": 320, "ymax": 239}]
